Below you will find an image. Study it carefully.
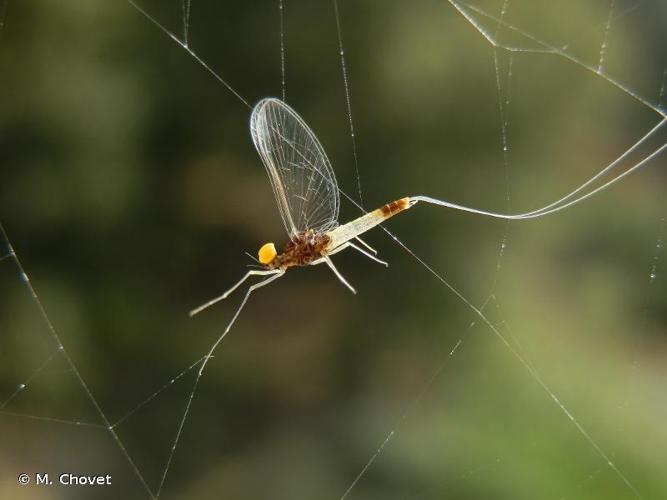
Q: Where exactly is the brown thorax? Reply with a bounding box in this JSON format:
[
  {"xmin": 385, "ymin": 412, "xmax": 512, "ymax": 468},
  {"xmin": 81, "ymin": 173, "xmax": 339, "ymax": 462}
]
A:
[{"xmin": 262, "ymin": 230, "xmax": 331, "ymax": 270}]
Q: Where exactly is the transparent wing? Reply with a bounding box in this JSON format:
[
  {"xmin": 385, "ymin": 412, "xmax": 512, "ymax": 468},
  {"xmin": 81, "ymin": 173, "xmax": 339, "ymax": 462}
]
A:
[{"xmin": 250, "ymin": 97, "xmax": 340, "ymax": 239}]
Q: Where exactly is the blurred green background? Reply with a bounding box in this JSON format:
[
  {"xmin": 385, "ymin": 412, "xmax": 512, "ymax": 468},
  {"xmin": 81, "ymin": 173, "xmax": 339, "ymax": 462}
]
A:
[{"xmin": 1, "ymin": 1, "xmax": 666, "ymax": 499}]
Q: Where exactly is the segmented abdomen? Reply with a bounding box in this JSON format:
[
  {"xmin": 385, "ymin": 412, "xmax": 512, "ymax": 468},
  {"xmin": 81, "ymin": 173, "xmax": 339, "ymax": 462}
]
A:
[{"xmin": 325, "ymin": 197, "xmax": 411, "ymax": 250}]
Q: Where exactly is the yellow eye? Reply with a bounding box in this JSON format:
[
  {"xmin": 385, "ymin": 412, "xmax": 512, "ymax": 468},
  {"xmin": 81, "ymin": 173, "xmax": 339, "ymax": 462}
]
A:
[{"xmin": 258, "ymin": 242, "xmax": 277, "ymax": 265}]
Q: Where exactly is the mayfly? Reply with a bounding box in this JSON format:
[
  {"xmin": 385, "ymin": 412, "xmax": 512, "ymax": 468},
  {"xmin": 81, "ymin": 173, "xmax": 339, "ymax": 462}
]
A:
[
  {"xmin": 189, "ymin": 97, "xmax": 665, "ymax": 317},
  {"xmin": 189, "ymin": 97, "xmax": 415, "ymax": 316}
]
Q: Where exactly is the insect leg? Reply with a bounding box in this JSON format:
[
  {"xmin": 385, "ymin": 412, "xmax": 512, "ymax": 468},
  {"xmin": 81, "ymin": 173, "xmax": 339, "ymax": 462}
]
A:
[
  {"xmin": 326, "ymin": 242, "xmax": 388, "ymax": 267},
  {"xmin": 354, "ymin": 236, "xmax": 377, "ymax": 255},
  {"xmin": 347, "ymin": 242, "xmax": 388, "ymax": 267},
  {"xmin": 322, "ymin": 255, "xmax": 356, "ymax": 294},
  {"xmin": 198, "ymin": 270, "xmax": 285, "ymax": 376},
  {"xmin": 189, "ymin": 269, "xmax": 281, "ymax": 317}
]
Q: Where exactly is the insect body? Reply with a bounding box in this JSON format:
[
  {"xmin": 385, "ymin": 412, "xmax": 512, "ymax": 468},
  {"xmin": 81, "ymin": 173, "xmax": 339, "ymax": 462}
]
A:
[
  {"xmin": 189, "ymin": 98, "xmax": 413, "ymax": 316},
  {"xmin": 260, "ymin": 230, "xmax": 331, "ymax": 269},
  {"xmin": 260, "ymin": 197, "xmax": 413, "ymax": 270}
]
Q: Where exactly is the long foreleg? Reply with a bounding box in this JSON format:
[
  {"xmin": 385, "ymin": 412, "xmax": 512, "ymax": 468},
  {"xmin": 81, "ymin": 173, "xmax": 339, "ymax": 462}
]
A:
[
  {"xmin": 159, "ymin": 269, "xmax": 284, "ymax": 498},
  {"xmin": 189, "ymin": 269, "xmax": 281, "ymax": 317},
  {"xmin": 198, "ymin": 270, "xmax": 284, "ymax": 375}
]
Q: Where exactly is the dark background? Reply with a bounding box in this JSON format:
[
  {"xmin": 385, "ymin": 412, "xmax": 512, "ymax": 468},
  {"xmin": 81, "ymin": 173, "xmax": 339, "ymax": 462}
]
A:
[{"xmin": 1, "ymin": 1, "xmax": 666, "ymax": 499}]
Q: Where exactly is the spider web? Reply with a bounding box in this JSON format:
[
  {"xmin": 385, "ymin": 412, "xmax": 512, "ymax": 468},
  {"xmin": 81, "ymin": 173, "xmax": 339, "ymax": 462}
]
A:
[{"xmin": 1, "ymin": 1, "xmax": 666, "ymax": 499}]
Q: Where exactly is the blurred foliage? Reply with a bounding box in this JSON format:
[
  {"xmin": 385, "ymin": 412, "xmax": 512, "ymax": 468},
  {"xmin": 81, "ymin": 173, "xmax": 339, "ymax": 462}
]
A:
[{"xmin": 0, "ymin": 1, "xmax": 666, "ymax": 499}]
